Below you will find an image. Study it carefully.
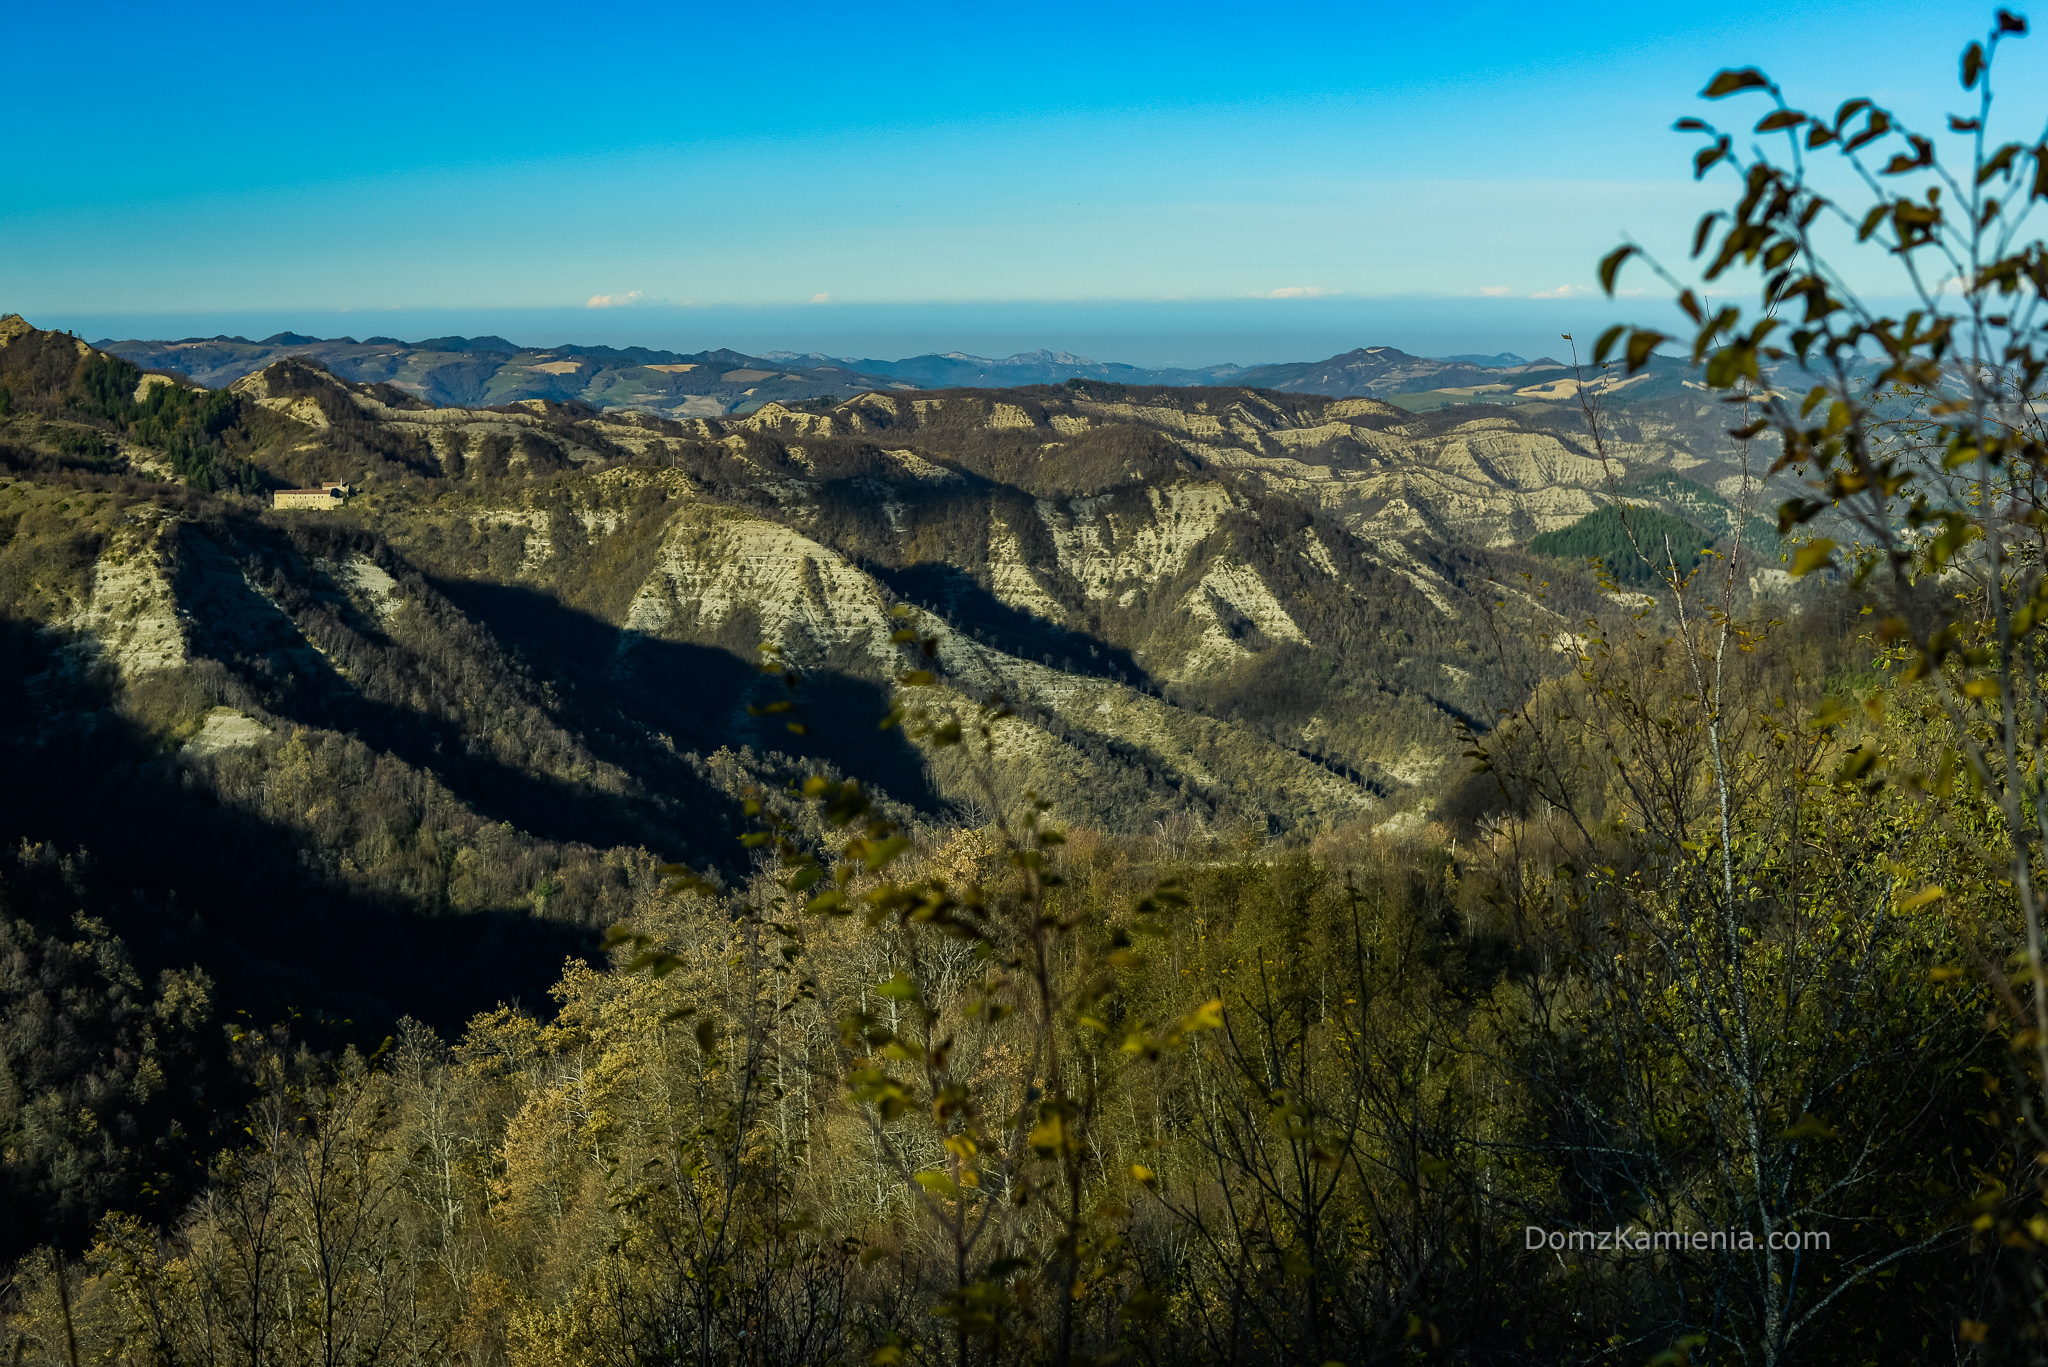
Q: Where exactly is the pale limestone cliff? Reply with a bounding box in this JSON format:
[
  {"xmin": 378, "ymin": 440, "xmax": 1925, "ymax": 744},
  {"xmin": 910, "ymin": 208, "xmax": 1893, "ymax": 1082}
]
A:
[{"xmin": 64, "ymin": 511, "xmax": 186, "ymax": 677}]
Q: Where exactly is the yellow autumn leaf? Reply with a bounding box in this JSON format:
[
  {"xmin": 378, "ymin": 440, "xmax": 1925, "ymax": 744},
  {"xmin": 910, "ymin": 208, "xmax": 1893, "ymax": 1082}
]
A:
[
  {"xmin": 1789, "ymin": 538, "xmax": 1837, "ymax": 577},
  {"xmin": 1898, "ymin": 884, "xmax": 1945, "ymax": 912}
]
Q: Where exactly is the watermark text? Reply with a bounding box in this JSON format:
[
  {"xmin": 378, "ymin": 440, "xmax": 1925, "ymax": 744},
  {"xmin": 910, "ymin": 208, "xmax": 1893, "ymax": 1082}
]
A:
[{"xmin": 1525, "ymin": 1225, "xmax": 1830, "ymax": 1254}]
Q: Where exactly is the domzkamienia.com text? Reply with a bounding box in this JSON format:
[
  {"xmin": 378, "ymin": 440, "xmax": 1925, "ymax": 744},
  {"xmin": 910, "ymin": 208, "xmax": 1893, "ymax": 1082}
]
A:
[{"xmin": 1527, "ymin": 1227, "xmax": 1831, "ymax": 1254}]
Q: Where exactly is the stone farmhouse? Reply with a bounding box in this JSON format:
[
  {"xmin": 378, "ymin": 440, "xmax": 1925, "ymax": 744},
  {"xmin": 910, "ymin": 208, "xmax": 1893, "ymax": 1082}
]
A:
[{"xmin": 273, "ymin": 482, "xmax": 352, "ymax": 510}]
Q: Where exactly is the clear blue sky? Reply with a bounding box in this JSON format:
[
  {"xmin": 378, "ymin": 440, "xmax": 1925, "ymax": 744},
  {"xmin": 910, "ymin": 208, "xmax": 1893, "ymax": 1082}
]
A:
[{"xmin": 6, "ymin": 0, "xmax": 2037, "ymax": 364}]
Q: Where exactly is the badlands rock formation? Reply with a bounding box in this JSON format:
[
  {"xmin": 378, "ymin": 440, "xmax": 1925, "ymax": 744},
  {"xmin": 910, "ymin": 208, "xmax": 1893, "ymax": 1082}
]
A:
[{"xmin": 13, "ymin": 343, "xmax": 1727, "ymax": 838}]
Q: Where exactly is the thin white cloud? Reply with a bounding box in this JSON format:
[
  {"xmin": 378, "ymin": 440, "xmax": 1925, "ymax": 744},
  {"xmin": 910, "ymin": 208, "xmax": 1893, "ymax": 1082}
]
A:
[
  {"xmin": 586, "ymin": 290, "xmax": 646, "ymax": 309},
  {"xmin": 1478, "ymin": 286, "xmax": 1514, "ymax": 297},
  {"xmin": 1252, "ymin": 286, "xmax": 1335, "ymax": 299},
  {"xmin": 811, "ymin": 292, "xmax": 833, "ymax": 304},
  {"xmin": 1527, "ymin": 284, "xmax": 1594, "ymax": 300}
]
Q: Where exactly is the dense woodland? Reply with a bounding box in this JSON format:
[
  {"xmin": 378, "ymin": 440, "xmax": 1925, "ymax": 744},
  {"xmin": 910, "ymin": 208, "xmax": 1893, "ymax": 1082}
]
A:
[{"xmin": 1529, "ymin": 505, "xmax": 1713, "ymax": 585}]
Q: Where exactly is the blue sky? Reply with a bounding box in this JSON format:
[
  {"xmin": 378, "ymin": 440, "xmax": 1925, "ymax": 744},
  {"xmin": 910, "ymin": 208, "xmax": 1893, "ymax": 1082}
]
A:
[{"xmin": 6, "ymin": 0, "xmax": 2039, "ymax": 364}]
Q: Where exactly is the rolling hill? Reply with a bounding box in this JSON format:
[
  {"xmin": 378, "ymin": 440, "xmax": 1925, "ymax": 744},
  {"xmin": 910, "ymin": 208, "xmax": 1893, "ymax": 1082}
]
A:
[{"xmin": 93, "ymin": 332, "xmax": 919, "ymax": 417}]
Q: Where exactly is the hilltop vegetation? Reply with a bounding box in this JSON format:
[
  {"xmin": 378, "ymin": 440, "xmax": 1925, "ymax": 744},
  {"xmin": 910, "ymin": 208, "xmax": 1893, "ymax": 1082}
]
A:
[{"xmin": 0, "ymin": 317, "xmax": 271, "ymax": 493}]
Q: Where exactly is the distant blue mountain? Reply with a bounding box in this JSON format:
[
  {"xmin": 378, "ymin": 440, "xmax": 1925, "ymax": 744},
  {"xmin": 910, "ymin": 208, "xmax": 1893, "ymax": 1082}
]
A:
[{"xmin": 1437, "ymin": 352, "xmax": 1528, "ymax": 366}]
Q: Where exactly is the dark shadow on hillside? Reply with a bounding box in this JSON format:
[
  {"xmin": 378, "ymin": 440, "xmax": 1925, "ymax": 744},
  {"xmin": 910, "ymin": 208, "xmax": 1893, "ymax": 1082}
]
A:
[
  {"xmin": 0, "ymin": 620, "xmax": 597, "ymax": 1039},
  {"xmin": 432, "ymin": 579, "xmax": 950, "ymax": 816},
  {"xmin": 0, "ymin": 615, "xmax": 600, "ymax": 1253},
  {"xmin": 870, "ymin": 562, "xmax": 1154, "ymax": 689},
  {"xmin": 169, "ymin": 536, "xmax": 744, "ymax": 862}
]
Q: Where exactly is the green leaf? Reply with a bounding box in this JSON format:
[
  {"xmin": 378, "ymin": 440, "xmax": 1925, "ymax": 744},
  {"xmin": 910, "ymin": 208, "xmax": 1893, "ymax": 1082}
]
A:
[
  {"xmin": 876, "ymin": 971, "xmax": 919, "ymax": 1001},
  {"xmin": 1625, "ymin": 329, "xmax": 1669, "ymax": 374},
  {"xmin": 1963, "ymin": 41, "xmax": 1985, "ymax": 89},
  {"xmin": 863, "ymin": 836, "xmax": 911, "ymax": 871},
  {"xmin": 1881, "ymin": 135, "xmax": 1933, "ymax": 175},
  {"xmin": 1692, "ymin": 211, "xmax": 1725, "ymax": 257},
  {"xmin": 1703, "ymin": 68, "xmax": 1771, "ymax": 98},
  {"xmin": 1809, "ymin": 697, "xmax": 1853, "ymax": 730},
  {"xmin": 1779, "ymin": 1114, "xmax": 1839, "ymax": 1140},
  {"xmin": 1979, "ymin": 143, "xmax": 2022, "ymax": 186},
  {"xmin": 1844, "ymin": 109, "xmax": 1892, "ymax": 154},
  {"xmin": 913, "ymin": 1171, "xmax": 958, "ymax": 1199},
  {"xmin": 1788, "ymin": 538, "xmax": 1837, "ymax": 577},
  {"xmin": 1756, "ymin": 109, "xmax": 1807, "ymax": 133},
  {"xmin": 1597, "ymin": 245, "xmax": 1636, "ymax": 296},
  {"xmin": 1695, "ymin": 136, "xmax": 1733, "ymax": 179}
]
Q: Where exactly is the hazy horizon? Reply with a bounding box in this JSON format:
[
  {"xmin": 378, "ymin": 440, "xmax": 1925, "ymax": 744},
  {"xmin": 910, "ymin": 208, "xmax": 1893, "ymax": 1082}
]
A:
[{"xmin": 30, "ymin": 296, "xmax": 1668, "ymax": 372}]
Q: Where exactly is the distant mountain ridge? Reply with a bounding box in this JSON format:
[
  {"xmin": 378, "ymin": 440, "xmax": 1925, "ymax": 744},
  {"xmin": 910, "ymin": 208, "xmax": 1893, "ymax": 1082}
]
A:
[
  {"xmin": 95, "ymin": 331, "xmax": 1608, "ymax": 417},
  {"xmin": 756, "ymin": 346, "xmax": 1570, "ymax": 396},
  {"xmin": 1232, "ymin": 346, "xmax": 1569, "ymax": 396},
  {"xmin": 763, "ymin": 347, "xmax": 1251, "ymax": 390},
  {"xmin": 94, "ymin": 333, "xmax": 918, "ymax": 418}
]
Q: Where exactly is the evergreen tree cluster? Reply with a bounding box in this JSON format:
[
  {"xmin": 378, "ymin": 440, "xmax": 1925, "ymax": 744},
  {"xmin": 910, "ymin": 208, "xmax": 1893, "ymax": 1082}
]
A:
[{"xmin": 1529, "ymin": 504, "xmax": 1714, "ymax": 584}]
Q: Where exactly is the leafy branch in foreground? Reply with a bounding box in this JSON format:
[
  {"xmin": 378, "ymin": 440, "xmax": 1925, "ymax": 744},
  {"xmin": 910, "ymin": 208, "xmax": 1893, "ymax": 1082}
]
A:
[
  {"xmin": 1594, "ymin": 5, "xmax": 2048, "ymax": 1346},
  {"xmin": 614, "ymin": 607, "xmax": 1224, "ymax": 1366}
]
